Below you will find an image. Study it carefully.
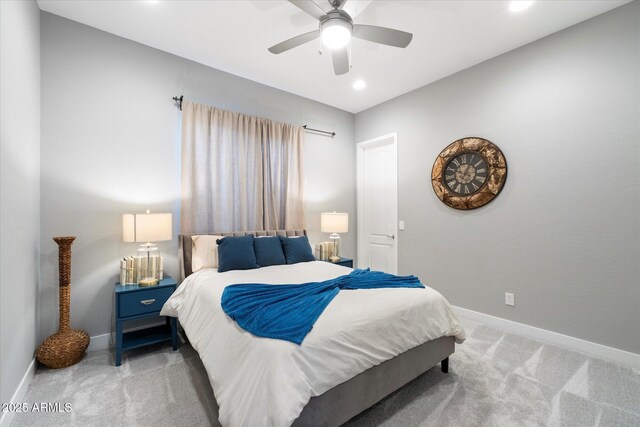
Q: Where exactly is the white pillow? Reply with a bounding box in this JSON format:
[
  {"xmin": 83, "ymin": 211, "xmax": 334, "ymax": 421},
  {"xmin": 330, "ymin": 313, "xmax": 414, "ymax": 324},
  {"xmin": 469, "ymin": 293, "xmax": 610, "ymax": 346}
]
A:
[{"xmin": 191, "ymin": 235, "xmax": 224, "ymax": 272}]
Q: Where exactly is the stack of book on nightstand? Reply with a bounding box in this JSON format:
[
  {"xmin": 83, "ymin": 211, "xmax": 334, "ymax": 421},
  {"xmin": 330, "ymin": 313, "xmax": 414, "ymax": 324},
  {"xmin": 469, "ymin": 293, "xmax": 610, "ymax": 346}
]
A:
[
  {"xmin": 314, "ymin": 242, "xmax": 336, "ymax": 261},
  {"xmin": 119, "ymin": 255, "xmax": 163, "ymax": 284}
]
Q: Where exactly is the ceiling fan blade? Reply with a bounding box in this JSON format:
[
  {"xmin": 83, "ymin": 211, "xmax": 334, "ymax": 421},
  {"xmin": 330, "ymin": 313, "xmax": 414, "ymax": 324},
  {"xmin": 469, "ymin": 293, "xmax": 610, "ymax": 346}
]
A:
[
  {"xmin": 288, "ymin": 0, "xmax": 327, "ymax": 20},
  {"xmin": 332, "ymin": 47, "xmax": 350, "ymax": 75},
  {"xmin": 268, "ymin": 30, "xmax": 320, "ymax": 54},
  {"xmin": 352, "ymin": 25, "xmax": 413, "ymax": 48},
  {"xmin": 342, "ymin": 0, "xmax": 372, "ymax": 18}
]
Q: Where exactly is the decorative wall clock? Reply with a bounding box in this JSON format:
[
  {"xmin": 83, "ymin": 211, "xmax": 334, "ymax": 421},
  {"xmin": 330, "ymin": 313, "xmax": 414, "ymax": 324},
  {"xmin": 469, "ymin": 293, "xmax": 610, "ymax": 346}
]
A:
[{"xmin": 431, "ymin": 137, "xmax": 507, "ymax": 210}]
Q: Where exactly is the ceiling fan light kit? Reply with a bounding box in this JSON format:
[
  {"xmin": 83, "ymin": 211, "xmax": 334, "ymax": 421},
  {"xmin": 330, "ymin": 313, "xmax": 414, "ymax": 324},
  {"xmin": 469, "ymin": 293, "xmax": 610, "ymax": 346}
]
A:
[
  {"xmin": 321, "ymin": 12, "xmax": 353, "ymax": 49},
  {"xmin": 269, "ymin": 0, "xmax": 413, "ymax": 75}
]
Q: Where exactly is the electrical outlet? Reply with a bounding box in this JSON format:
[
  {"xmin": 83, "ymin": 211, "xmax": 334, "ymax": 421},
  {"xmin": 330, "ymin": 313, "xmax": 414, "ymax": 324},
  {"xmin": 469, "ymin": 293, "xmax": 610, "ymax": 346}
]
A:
[
  {"xmin": 505, "ymin": 293, "xmax": 515, "ymax": 306},
  {"xmin": 399, "ymin": 220, "xmax": 405, "ymax": 230}
]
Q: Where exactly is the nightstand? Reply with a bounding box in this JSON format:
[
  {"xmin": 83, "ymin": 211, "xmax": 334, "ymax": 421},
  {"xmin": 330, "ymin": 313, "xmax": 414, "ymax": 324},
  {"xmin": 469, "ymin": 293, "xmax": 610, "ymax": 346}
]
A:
[
  {"xmin": 325, "ymin": 257, "xmax": 353, "ymax": 268},
  {"xmin": 114, "ymin": 277, "xmax": 178, "ymax": 366}
]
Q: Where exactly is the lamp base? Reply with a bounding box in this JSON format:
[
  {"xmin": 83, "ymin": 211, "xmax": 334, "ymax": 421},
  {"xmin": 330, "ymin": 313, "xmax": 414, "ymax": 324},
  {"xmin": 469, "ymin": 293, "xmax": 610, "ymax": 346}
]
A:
[
  {"xmin": 329, "ymin": 233, "xmax": 341, "ymax": 261},
  {"xmin": 137, "ymin": 244, "xmax": 161, "ymax": 286}
]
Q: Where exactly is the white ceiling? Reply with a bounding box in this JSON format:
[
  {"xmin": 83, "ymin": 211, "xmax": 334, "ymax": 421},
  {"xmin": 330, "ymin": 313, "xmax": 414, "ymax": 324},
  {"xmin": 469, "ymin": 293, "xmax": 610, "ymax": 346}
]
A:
[{"xmin": 37, "ymin": 0, "xmax": 629, "ymax": 114}]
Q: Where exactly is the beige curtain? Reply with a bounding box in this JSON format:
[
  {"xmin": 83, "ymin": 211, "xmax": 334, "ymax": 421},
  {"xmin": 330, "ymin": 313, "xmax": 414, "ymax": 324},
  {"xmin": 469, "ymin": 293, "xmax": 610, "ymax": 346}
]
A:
[{"xmin": 180, "ymin": 101, "xmax": 305, "ymax": 234}]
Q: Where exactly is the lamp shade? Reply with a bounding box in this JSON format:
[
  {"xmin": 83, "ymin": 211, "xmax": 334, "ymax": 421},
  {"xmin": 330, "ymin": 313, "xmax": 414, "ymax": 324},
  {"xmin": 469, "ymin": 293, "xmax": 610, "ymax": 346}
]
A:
[
  {"xmin": 123, "ymin": 212, "xmax": 172, "ymax": 243},
  {"xmin": 321, "ymin": 212, "xmax": 349, "ymax": 233}
]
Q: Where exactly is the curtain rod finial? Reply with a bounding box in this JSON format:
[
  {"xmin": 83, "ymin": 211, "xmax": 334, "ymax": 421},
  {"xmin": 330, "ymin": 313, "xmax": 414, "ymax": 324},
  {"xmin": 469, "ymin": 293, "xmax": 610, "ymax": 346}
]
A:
[{"xmin": 173, "ymin": 95, "xmax": 184, "ymax": 111}]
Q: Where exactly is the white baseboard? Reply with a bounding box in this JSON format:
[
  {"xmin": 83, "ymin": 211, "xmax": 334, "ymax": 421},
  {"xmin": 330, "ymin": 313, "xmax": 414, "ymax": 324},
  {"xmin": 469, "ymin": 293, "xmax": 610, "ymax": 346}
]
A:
[
  {"xmin": 0, "ymin": 358, "xmax": 36, "ymax": 427},
  {"xmin": 452, "ymin": 305, "xmax": 640, "ymax": 369},
  {"xmin": 87, "ymin": 333, "xmax": 111, "ymax": 352}
]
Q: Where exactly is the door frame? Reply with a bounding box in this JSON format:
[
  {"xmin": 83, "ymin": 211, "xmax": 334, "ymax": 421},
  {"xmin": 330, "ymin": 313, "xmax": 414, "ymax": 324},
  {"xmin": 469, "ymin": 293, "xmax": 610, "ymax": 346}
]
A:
[{"xmin": 356, "ymin": 132, "xmax": 398, "ymax": 272}]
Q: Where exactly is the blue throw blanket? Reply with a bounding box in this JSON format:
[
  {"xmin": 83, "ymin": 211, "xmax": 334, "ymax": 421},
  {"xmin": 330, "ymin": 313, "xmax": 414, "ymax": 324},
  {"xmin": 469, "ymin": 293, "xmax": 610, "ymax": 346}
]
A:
[{"xmin": 221, "ymin": 268, "xmax": 425, "ymax": 344}]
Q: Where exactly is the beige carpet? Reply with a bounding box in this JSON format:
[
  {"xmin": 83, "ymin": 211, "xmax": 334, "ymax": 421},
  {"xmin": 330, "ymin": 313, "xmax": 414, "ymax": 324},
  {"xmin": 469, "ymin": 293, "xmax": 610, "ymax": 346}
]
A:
[{"xmin": 12, "ymin": 319, "xmax": 640, "ymax": 426}]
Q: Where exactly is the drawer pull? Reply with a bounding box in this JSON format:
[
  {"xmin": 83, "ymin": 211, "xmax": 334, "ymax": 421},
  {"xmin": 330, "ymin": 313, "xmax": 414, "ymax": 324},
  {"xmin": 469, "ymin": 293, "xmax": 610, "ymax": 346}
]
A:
[{"xmin": 140, "ymin": 299, "xmax": 156, "ymax": 305}]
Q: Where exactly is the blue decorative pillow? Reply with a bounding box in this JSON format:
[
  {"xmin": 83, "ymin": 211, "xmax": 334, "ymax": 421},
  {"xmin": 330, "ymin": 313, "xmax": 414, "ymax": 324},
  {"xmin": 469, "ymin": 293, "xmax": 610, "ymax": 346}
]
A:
[
  {"xmin": 279, "ymin": 235, "xmax": 315, "ymax": 264},
  {"xmin": 254, "ymin": 236, "xmax": 286, "ymax": 267},
  {"xmin": 216, "ymin": 236, "xmax": 258, "ymax": 272}
]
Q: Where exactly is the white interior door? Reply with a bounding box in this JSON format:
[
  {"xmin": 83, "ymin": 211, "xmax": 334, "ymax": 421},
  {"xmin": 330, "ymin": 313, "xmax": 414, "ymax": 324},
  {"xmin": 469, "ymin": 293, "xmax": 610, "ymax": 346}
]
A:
[{"xmin": 357, "ymin": 133, "xmax": 397, "ymax": 273}]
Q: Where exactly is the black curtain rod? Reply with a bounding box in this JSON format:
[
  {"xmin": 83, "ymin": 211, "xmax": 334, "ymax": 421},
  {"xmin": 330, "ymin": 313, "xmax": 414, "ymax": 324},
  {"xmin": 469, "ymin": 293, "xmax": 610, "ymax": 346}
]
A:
[
  {"xmin": 303, "ymin": 125, "xmax": 335, "ymax": 137},
  {"xmin": 173, "ymin": 96, "xmax": 335, "ymax": 137}
]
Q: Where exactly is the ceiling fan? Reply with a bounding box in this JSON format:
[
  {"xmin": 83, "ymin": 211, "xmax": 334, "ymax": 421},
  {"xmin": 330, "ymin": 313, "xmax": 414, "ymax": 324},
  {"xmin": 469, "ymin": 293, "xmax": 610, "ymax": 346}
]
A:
[{"xmin": 268, "ymin": 0, "xmax": 413, "ymax": 75}]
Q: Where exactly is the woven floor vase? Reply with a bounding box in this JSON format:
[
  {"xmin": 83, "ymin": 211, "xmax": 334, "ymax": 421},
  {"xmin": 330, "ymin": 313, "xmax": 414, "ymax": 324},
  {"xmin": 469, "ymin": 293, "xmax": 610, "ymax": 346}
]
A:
[{"xmin": 36, "ymin": 236, "xmax": 90, "ymax": 369}]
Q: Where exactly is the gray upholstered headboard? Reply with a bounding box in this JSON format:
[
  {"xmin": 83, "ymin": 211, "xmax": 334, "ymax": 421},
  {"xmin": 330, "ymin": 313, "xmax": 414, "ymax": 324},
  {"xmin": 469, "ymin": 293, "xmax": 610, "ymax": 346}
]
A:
[{"xmin": 179, "ymin": 229, "xmax": 307, "ymax": 282}]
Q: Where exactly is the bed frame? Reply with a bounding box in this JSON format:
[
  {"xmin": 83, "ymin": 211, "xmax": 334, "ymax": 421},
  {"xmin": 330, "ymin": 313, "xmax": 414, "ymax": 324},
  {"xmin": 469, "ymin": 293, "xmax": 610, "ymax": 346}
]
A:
[{"xmin": 179, "ymin": 230, "xmax": 454, "ymax": 426}]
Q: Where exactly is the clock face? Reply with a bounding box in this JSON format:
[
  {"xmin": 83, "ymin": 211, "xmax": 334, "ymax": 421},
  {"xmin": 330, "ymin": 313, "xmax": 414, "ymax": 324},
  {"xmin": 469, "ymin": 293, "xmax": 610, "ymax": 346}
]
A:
[
  {"xmin": 431, "ymin": 137, "xmax": 507, "ymax": 210},
  {"xmin": 443, "ymin": 152, "xmax": 488, "ymax": 196}
]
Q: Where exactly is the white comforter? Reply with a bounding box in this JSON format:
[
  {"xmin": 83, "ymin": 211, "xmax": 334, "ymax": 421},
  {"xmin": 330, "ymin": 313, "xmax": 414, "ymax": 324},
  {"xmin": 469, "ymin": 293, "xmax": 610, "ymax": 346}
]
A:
[{"xmin": 161, "ymin": 261, "xmax": 465, "ymax": 427}]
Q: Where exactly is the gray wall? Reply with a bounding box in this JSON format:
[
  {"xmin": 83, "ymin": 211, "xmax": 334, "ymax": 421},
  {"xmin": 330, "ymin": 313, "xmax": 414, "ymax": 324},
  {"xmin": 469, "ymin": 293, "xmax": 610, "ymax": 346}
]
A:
[
  {"xmin": 40, "ymin": 13, "xmax": 355, "ymax": 340},
  {"xmin": 0, "ymin": 0, "xmax": 41, "ymax": 407},
  {"xmin": 355, "ymin": 2, "xmax": 639, "ymax": 353}
]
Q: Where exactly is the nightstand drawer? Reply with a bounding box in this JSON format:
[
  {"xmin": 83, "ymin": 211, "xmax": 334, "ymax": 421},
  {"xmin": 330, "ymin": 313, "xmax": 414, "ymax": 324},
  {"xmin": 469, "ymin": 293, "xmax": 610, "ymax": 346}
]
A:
[{"xmin": 118, "ymin": 287, "xmax": 173, "ymax": 318}]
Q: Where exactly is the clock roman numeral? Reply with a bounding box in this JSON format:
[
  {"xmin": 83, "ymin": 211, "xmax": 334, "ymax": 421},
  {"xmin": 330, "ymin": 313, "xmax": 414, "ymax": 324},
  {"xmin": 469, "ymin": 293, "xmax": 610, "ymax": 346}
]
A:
[{"xmin": 442, "ymin": 152, "xmax": 491, "ymax": 195}]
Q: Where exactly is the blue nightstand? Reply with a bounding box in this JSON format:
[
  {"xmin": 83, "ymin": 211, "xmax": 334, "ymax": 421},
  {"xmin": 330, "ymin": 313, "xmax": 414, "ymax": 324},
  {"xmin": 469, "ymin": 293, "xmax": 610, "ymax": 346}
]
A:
[
  {"xmin": 114, "ymin": 277, "xmax": 178, "ymax": 366},
  {"xmin": 327, "ymin": 257, "xmax": 353, "ymax": 268}
]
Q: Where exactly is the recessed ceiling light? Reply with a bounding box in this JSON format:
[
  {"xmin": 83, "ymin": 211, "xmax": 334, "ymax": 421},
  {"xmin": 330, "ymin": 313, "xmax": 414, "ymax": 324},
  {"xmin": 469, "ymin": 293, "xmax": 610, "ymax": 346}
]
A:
[
  {"xmin": 353, "ymin": 80, "xmax": 366, "ymax": 90},
  {"xmin": 509, "ymin": 0, "xmax": 534, "ymax": 13}
]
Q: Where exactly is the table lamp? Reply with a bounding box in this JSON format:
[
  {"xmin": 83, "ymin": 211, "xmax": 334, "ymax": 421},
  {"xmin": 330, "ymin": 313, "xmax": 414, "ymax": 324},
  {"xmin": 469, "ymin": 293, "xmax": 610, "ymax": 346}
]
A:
[
  {"xmin": 123, "ymin": 210, "xmax": 172, "ymax": 286},
  {"xmin": 321, "ymin": 212, "xmax": 348, "ymax": 262}
]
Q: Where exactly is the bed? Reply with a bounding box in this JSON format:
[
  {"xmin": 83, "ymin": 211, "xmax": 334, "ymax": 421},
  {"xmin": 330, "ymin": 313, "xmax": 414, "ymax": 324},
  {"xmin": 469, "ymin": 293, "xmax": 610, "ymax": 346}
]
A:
[{"xmin": 161, "ymin": 230, "xmax": 465, "ymax": 426}]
